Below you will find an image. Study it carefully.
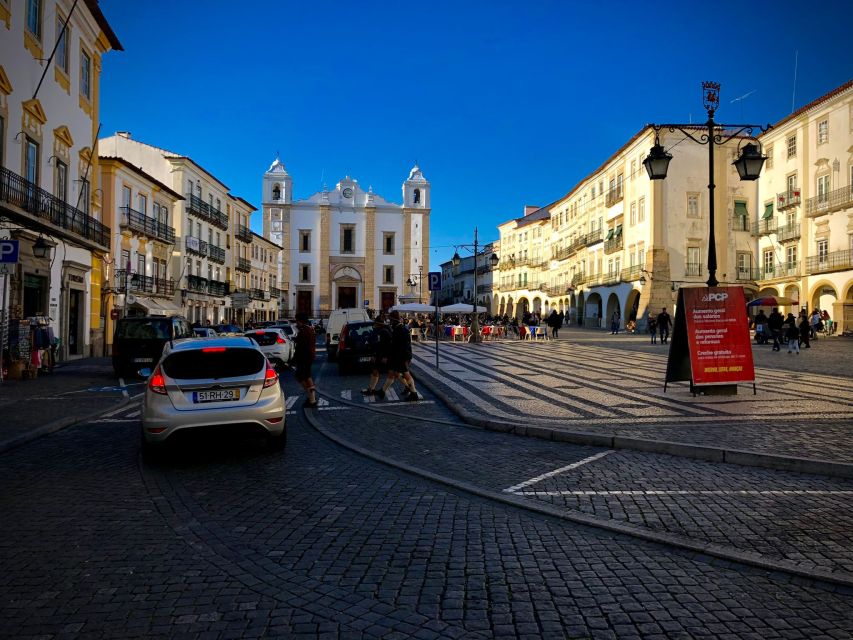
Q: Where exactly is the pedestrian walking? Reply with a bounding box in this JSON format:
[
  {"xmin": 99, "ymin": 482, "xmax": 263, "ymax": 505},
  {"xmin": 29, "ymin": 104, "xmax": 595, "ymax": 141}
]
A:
[
  {"xmin": 375, "ymin": 310, "xmax": 419, "ymax": 401},
  {"xmin": 610, "ymin": 311, "xmax": 621, "ymax": 334},
  {"xmin": 768, "ymin": 307, "xmax": 784, "ymax": 351},
  {"xmin": 786, "ymin": 315, "xmax": 800, "ymax": 354},
  {"xmin": 293, "ymin": 312, "xmax": 318, "ymax": 408},
  {"xmin": 547, "ymin": 310, "xmax": 561, "ymax": 338},
  {"xmin": 648, "ymin": 314, "xmax": 658, "ymax": 344},
  {"xmin": 361, "ymin": 319, "xmax": 392, "ymax": 396},
  {"xmin": 798, "ymin": 311, "xmax": 811, "ymax": 348},
  {"xmin": 810, "ymin": 309, "xmax": 821, "ymax": 340},
  {"xmin": 657, "ymin": 307, "xmax": 672, "ymax": 344}
]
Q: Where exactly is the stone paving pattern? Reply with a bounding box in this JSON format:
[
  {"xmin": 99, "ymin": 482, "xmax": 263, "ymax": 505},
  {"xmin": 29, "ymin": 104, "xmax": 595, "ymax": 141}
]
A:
[
  {"xmin": 410, "ymin": 334, "xmax": 853, "ymax": 462},
  {"xmin": 1, "ymin": 391, "xmax": 852, "ymax": 638}
]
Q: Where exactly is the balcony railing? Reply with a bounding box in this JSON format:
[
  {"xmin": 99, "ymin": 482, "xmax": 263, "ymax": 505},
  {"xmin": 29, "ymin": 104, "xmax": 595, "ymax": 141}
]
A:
[
  {"xmin": 476, "ymin": 284, "xmax": 493, "ymax": 294},
  {"xmin": 476, "ymin": 265, "xmax": 492, "ymax": 275},
  {"xmin": 685, "ymin": 263, "xmax": 703, "ymax": 276},
  {"xmin": 805, "ymin": 186, "xmax": 853, "ymax": 218},
  {"xmin": 805, "ymin": 249, "xmax": 853, "ymax": 275},
  {"xmin": 571, "ymin": 272, "xmax": 585, "ymax": 286},
  {"xmin": 186, "ymin": 275, "xmax": 230, "ymax": 296},
  {"xmin": 731, "ymin": 215, "xmax": 750, "ymax": 232},
  {"xmin": 0, "ymin": 166, "xmax": 110, "ymax": 250},
  {"xmin": 775, "ymin": 222, "xmax": 801, "ymax": 243},
  {"xmin": 249, "ymin": 288, "xmax": 267, "ymax": 300},
  {"xmin": 207, "ymin": 243, "xmax": 226, "ymax": 264},
  {"xmin": 114, "ymin": 270, "xmax": 175, "ymax": 297},
  {"xmin": 120, "ymin": 206, "xmax": 175, "ymax": 244},
  {"xmin": 235, "ymin": 224, "xmax": 252, "ymax": 242},
  {"xmin": 185, "ymin": 236, "xmax": 208, "ymax": 257},
  {"xmin": 236, "ymin": 257, "xmax": 251, "ymax": 272},
  {"xmin": 735, "ymin": 267, "xmax": 760, "ymax": 282},
  {"xmin": 186, "ymin": 193, "xmax": 229, "ymax": 230},
  {"xmin": 603, "ymin": 236, "xmax": 623, "ymax": 254},
  {"xmin": 602, "ymin": 271, "xmax": 622, "ymax": 285},
  {"xmin": 605, "ymin": 188, "xmax": 623, "ymax": 208},
  {"xmin": 620, "ymin": 265, "xmax": 643, "ymax": 281},
  {"xmin": 269, "ymin": 287, "xmax": 282, "ymax": 298},
  {"xmin": 751, "ymin": 219, "xmax": 776, "ymax": 236},
  {"xmin": 759, "ymin": 263, "xmax": 800, "ymax": 281},
  {"xmin": 582, "ymin": 229, "xmax": 603, "ymax": 246},
  {"xmin": 776, "ymin": 189, "xmax": 801, "ymax": 211}
]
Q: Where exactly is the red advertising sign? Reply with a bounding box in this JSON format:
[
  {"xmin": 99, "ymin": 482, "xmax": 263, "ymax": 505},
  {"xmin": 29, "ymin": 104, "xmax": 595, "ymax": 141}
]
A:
[{"xmin": 682, "ymin": 286, "xmax": 754, "ymax": 385}]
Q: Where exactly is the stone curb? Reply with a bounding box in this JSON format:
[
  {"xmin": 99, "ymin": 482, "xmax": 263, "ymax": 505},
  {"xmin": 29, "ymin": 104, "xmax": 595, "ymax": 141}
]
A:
[
  {"xmin": 0, "ymin": 395, "xmax": 133, "ymax": 456},
  {"xmin": 302, "ymin": 406, "xmax": 853, "ymax": 591},
  {"xmin": 411, "ymin": 362, "xmax": 853, "ymax": 479}
]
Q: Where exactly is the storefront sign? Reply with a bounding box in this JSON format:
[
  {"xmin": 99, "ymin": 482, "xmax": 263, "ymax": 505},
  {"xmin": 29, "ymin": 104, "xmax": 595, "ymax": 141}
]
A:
[
  {"xmin": 666, "ymin": 286, "xmax": 754, "ymax": 387},
  {"xmin": 67, "ymin": 273, "xmax": 85, "ymax": 284}
]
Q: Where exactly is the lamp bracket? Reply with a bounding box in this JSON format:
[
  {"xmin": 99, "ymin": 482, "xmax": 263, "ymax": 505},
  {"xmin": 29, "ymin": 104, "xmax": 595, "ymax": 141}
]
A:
[{"xmin": 652, "ymin": 123, "xmax": 771, "ymax": 148}]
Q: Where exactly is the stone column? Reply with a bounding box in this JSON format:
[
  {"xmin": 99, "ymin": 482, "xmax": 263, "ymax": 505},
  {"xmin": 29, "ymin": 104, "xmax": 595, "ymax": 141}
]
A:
[{"xmin": 319, "ymin": 205, "xmax": 330, "ymax": 314}]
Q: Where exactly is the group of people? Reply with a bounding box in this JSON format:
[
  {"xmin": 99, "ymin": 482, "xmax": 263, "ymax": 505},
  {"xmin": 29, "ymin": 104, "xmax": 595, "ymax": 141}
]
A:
[
  {"xmin": 647, "ymin": 308, "xmax": 673, "ymax": 345},
  {"xmin": 752, "ymin": 307, "xmax": 832, "ymax": 354},
  {"xmin": 362, "ymin": 310, "xmax": 419, "ymax": 401}
]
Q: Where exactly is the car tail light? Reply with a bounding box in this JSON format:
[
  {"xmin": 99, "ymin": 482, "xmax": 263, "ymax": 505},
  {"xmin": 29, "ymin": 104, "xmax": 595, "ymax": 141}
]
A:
[
  {"xmin": 202, "ymin": 347, "xmax": 226, "ymax": 353},
  {"xmin": 263, "ymin": 361, "xmax": 278, "ymax": 388},
  {"xmin": 276, "ymin": 336, "xmax": 286, "ymax": 344},
  {"xmin": 339, "ymin": 327, "xmax": 348, "ymax": 350},
  {"xmin": 148, "ymin": 366, "xmax": 167, "ymax": 395}
]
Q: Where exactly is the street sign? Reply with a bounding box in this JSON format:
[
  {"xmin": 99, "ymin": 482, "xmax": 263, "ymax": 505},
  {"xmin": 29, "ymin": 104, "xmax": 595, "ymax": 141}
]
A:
[
  {"xmin": 427, "ymin": 271, "xmax": 442, "ymax": 292},
  {"xmin": 231, "ymin": 292, "xmax": 250, "ymax": 309},
  {"xmin": 0, "ymin": 240, "xmax": 20, "ymax": 264}
]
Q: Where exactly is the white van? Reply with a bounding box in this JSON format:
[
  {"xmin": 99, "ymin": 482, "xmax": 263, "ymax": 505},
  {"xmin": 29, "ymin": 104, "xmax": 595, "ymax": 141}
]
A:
[{"xmin": 325, "ymin": 308, "xmax": 371, "ymax": 360}]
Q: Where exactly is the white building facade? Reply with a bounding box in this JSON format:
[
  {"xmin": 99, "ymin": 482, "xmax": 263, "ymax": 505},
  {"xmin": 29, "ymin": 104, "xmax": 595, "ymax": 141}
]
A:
[{"xmin": 262, "ymin": 158, "xmax": 430, "ymax": 317}]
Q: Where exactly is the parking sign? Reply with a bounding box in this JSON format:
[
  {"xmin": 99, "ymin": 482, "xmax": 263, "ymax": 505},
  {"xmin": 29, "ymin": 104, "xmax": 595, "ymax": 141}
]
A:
[
  {"xmin": 428, "ymin": 271, "xmax": 442, "ymax": 291},
  {"xmin": 0, "ymin": 240, "xmax": 20, "ymax": 264}
]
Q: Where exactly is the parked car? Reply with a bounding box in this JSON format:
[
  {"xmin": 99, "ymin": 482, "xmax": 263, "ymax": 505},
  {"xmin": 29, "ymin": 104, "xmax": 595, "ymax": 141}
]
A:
[
  {"xmin": 112, "ymin": 315, "xmax": 193, "ymax": 378},
  {"xmin": 325, "ymin": 308, "xmax": 371, "ymax": 360},
  {"xmin": 213, "ymin": 323, "xmax": 242, "ymax": 336},
  {"xmin": 337, "ymin": 321, "xmax": 380, "ymax": 374},
  {"xmin": 243, "ymin": 328, "xmax": 294, "ymax": 370},
  {"xmin": 140, "ymin": 336, "xmax": 286, "ymax": 454},
  {"xmin": 193, "ymin": 327, "xmax": 218, "ymax": 338}
]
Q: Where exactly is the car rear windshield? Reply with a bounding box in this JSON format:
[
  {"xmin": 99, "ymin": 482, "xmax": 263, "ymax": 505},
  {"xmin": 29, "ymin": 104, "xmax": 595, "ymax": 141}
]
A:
[
  {"xmin": 162, "ymin": 348, "xmax": 265, "ymax": 379},
  {"xmin": 115, "ymin": 319, "xmax": 170, "ymax": 340},
  {"xmin": 245, "ymin": 332, "xmax": 280, "ymax": 347},
  {"xmin": 345, "ymin": 322, "xmax": 375, "ymax": 338}
]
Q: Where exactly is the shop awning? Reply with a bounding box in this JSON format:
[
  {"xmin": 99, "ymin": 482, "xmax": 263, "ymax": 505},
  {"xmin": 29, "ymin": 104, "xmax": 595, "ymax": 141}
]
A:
[
  {"xmin": 734, "ymin": 201, "xmax": 749, "ymax": 217},
  {"xmin": 762, "ymin": 203, "xmax": 774, "ymax": 219},
  {"xmin": 130, "ymin": 297, "xmax": 181, "ymax": 317}
]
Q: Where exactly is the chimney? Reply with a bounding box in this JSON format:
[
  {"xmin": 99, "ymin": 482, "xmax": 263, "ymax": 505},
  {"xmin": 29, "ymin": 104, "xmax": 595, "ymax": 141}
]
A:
[
  {"xmin": 116, "ymin": 131, "xmax": 131, "ymax": 139},
  {"xmin": 524, "ymin": 205, "xmax": 540, "ymax": 216}
]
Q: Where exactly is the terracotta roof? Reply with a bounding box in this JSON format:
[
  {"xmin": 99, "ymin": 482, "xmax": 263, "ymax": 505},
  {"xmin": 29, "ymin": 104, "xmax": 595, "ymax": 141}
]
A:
[
  {"xmin": 760, "ymin": 79, "xmax": 853, "ymax": 135},
  {"xmin": 99, "ymin": 156, "xmax": 184, "ymax": 200}
]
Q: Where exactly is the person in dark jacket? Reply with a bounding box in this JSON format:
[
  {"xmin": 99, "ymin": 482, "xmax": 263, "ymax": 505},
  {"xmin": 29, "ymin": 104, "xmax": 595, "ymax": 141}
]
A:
[
  {"xmin": 362, "ymin": 320, "xmax": 392, "ymax": 396},
  {"xmin": 648, "ymin": 314, "xmax": 658, "ymax": 344},
  {"xmin": 547, "ymin": 310, "xmax": 561, "ymax": 338},
  {"xmin": 798, "ymin": 310, "xmax": 811, "ymax": 348},
  {"xmin": 293, "ymin": 312, "xmax": 318, "ymax": 407},
  {"xmin": 767, "ymin": 307, "xmax": 784, "ymax": 351},
  {"xmin": 785, "ymin": 314, "xmax": 800, "ymax": 354},
  {"xmin": 657, "ymin": 308, "xmax": 672, "ymax": 344},
  {"xmin": 376, "ymin": 310, "xmax": 419, "ymax": 401}
]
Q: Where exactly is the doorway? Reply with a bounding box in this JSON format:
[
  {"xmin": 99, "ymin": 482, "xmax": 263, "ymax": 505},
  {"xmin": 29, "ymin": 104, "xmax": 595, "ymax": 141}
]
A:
[
  {"xmin": 297, "ymin": 290, "xmax": 312, "ymax": 316},
  {"xmin": 381, "ymin": 291, "xmax": 395, "ymax": 311},
  {"xmin": 68, "ymin": 289, "xmax": 83, "ymax": 355},
  {"xmin": 337, "ymin": 286, "xmax": 356, "ymax": 309}
]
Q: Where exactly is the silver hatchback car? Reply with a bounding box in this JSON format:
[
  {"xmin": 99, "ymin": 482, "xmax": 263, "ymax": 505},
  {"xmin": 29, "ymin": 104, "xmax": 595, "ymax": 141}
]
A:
[{"xmin": 140, "ymin": 337, "xmax": 286, "ymax": 452}]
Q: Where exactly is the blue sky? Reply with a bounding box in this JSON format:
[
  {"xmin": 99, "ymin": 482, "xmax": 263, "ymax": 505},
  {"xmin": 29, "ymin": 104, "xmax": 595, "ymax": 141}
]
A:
[{"xmin": 99, "ymin": 0, "xmax": 852, "ymax": 270}]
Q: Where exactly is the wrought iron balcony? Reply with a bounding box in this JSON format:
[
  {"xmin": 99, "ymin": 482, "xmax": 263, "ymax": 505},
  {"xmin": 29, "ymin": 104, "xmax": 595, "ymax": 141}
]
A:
[
  {"xmin": 249, "ymin": 288, "xmax": 267, "ymax": 300},
  {"xmin": 235, "ymin": 224, "xmax": 252, "ymax": 243},
  {"xmin": 207, "ymin": 243, "xmax": 226, "ymax": 264},
  {"xmin": 605, "ymin": 187, "xmax": 623, "ymax": 208},
  {"xmin": 775, "ymin": 222, "xmax": 801, "ymax": 243},
  {"xmin": 571, "ymin": 272, "xmax": 585, "ymax": 286},
  {"xmin": 603, "ymin": 236, "xmax": 623, "ymax": 254},
  {"xmin": 186, "ymin": 274, "xmax": 229, "ymax": 296},
  {"xmin": 0, "ymin": 166, "xmax": 110, "ymax": 251},
  {"xmin": 185, "ymin": 193, "xmax": 229, "ymax": 230},
  {"xmin": 735, "ymin": 267, "xmax": 761, "ymax": 282},
  {"xmin": 751, "ymin": 219, "xmax": 776, "ymax": 236},
  {"xmin": 269, "ymin": 287, "xmax": 282, "ymax": 298},
  {"xmin": 185, "ymin": 236, "xmax": 208, "ymax": 257},
  {"xmin": 476, "ymin": 284, "xmax": 493, "ymax": 294},
  {"xmin": 805, "ymin": 249, "xmax": 852, "ymax": 275},
  {"xmin": 760, "ymin": 262, "xmax": 800, "ymax": 281},
  {"xmin": 602, "ymin": 271, "xmax": 622, "ymax": 286},
  {"xmin": 114, "ymin": 270, "xmax": 175, "ymax": 297},
  {"xmin": 236, "ymin": 257, "xmax": 251, "ymax": 272},
  {"xmin": 805, "ymin": 186, "xmax": 853, "ymax": 218},
  {"xmin": 582, "ymin": 229, "xmax": 603, "ymax": 246},
  {"xmin": 731, "ymin": 215, "xmax": 750, "ymax": 232},
  {"xmin": 120, "ymin": 206, "xmax": 175, "ymax": 244},
  {"xmin": 620, "ymin": 265, "xmax": 643, "ymax": 281},
  {"xmin": 776, "ymin": 189, "xmax": 801, "ymax": 211},
  {"xmin": 685, "ymin": 263, "xmax": 703, "ymax": 276}
]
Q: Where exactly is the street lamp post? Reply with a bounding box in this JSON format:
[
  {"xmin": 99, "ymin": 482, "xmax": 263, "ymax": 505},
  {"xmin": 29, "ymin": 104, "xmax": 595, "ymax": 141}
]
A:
[
  {"xmin": 451, "ymin": 227, "xmax": 499, "ymax": 343},
  {"xmin": 643, "ymin": 81, "xmax": 770, "ymax": 287}
]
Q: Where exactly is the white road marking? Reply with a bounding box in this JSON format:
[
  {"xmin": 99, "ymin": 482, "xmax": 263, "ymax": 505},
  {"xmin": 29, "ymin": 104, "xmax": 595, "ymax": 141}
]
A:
[
  {"xmin": 125, "ymin": 410, "xmax": 140, "ymax": 418},
  {"xmin": 285, "ymin": 396, "xmax": 298, "ymax": 410},
  {"xmin": 504, "ymin": 451, "xmax": 614, "ymax": 493},
  {"xmin": 319, "ymin": 406, "xmax": 350, "ymax": 411},
  {"xmin": 92, "ymin": 418, "xmax": 138, "ymax": 424},
  {"xmin": 386, "ymin": 388, "xmax": 399, "ymax": 402},
  {"xmin": 119, "ymin": 377, "xmax": 129, "ymax": 399},
  {"xmin": 341, "ymin": 389, "xmax": 352, "ymax": 401},
  {"xmin": 514, "ymin": 489, "xmax": 853, "ymax": 497}
]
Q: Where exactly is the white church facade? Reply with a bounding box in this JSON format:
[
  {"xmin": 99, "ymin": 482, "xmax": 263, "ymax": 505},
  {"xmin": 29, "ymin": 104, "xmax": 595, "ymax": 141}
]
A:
[{"xmin": 261, "ymin": 158, "xmax": 430, "ymax": 316}]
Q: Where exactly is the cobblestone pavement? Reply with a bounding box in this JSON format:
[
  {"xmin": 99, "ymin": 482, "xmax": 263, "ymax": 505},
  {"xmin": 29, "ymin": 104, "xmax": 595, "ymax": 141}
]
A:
[
  {"xmin": 409, "ymin": 336, "xmax": 853, "ymax": 463},
  {"xmin": 1, "ymin": 372, "xmax": 852, "ymax": 638}
]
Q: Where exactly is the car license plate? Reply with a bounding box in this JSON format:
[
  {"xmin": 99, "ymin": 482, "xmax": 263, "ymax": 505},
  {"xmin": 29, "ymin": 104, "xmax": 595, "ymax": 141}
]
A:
[
  {"xmin": 194, "ymin": 389, "xmax": 240, "ymax": 403},
  {"xmin": 358, "ymin": 356, "xmax": 372, "ymax": 363},
  {"xmin": 133, "ymin": 357, "xmax": 153, "ymax": 363}
]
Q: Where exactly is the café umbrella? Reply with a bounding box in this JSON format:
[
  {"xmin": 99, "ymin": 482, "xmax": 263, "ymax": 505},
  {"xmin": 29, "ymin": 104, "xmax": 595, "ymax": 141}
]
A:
[
  {"xmin": 439, "ymin": 303, "xmax": 489, "ymax": 314},
  {"xmin": 746, "ymin": 295, "xmax": 797, "ymax": 307}
]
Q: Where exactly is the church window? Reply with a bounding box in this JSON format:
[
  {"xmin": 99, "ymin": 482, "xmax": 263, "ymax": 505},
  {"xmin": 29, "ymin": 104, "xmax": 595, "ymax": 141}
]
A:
[
  {"xmin": 383, "ymin": 232, "xmax": 395, "ymax": 255},
  {"xmin": 383, "ymin": 266, "xmax": 394, "ymax": 284},
  {"xmin": 272, "ymin": 185, "xmax": 281, "ymax": 200},
  {"xmin": 341, "ymin": 224, "xmax": 355, "ymax": 254},
  {"xmin": 413, "ymin": 188, "xmax": 420, "ymax": 204},
  {"xmin": 300, "ymin": 264, "xmax": 310, "ymax": 282},
  {"xmin": 300, "ymin": 230, "xmax": 311, "ymax": 252}
]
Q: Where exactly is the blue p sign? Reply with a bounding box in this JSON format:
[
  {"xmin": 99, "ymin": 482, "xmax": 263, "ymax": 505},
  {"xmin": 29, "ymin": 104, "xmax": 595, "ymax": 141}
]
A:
[
  {"xmin": 0, "ymin": 240, "xmax": 20, "ymax": 263},
  {"xmin": 427, "ymin": 271, "xmax": 442, "ymax": 292}
]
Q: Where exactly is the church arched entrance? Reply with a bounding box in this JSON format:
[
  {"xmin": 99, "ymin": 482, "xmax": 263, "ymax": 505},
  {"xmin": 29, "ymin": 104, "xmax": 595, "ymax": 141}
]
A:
[{"xmin": 332, "ymin": 265, "xmax": 363, "ymax": 310}]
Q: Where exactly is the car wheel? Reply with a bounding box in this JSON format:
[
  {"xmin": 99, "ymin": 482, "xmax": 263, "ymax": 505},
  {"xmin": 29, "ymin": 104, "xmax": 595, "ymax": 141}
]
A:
[{"xmin": 267, "ymin": 429, "xmax": 287, "ymax": 451}]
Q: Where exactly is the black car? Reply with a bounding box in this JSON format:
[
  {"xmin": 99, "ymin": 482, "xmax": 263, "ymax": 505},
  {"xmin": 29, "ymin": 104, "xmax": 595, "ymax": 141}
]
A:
[
  {"xmin": 337, "ymin": 321, "xmax": 380, "ymax": 374},
  {"xmin": 112, "ymin": 315, "xmax": 193, "ymax": 378}
]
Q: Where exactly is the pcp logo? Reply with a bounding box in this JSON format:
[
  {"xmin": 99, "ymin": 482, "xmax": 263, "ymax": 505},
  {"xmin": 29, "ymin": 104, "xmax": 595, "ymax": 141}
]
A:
[{"xmin": 701, "ymin": 292, "xmax": 729, "ymax": 302}]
